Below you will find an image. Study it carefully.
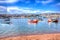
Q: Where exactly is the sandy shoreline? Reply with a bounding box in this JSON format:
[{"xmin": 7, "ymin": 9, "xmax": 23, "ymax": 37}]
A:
[{"xmin": 0, "ymin": 33, "xmax": 60, "ymax": 40}]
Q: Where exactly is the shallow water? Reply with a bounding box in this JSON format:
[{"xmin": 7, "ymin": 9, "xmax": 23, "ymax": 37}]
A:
[{"xmin": 0, "ymin": 18, "xmax": 60, "ymax": 37}]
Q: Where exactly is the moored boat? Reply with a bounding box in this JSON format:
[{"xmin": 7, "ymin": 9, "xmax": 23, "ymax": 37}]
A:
[
  {"xmin": 48, "ymin": 19, "xmax": 52, "ymax": 22},
  {"xmin": 28, "ymin": 19, "xmax": 39, "ymax": 24},
  {"xmin": 48, "ymin": 18, "xmax": 58, "ymax": 23}
]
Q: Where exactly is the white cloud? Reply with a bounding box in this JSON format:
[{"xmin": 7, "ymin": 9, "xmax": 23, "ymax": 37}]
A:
[
  {"xmin": 41, "ymin": 0, "xmax": 53, "ymax": 5},
  {"xmin": 42, "ymin": 11, "xmax": 60, "ymax": 13},
  {"xmin": 0, "ymin": 6, "xmax": 7, "ymax": 14},
  {"xmin": 7, "ymin": 6, "xmax": 60, "ymax": 14},
  {"xmin": 7, "ymin": 6, "xmax": 43, "ymax": 14},
  {"xmin": 0, "ymin": 6, "xmax": 6, "ymax": 11},
  {"xmin": 0, "ymin": 0, "xmax": 19, "ymax": 3},
  {"xmin": 35, "ymin": 0, "xmax": 53, "ymax": 5}
]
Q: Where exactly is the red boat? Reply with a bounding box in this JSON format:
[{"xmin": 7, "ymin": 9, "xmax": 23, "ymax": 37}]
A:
[
  {"xmin": 48, "ymin": 19, "xmax": 52, "ymax": 22},
  {"xmin": 28, "ymin": 19, "xmax": 39, "ymax": 24}
]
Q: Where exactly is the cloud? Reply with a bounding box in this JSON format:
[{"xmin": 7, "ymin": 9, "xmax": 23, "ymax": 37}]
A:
[
  {"xmin": 19, "ymin": 0, "xmax": 30, "ymax": 3},
  {"xmin": 0, "ymin": 0, "xmax": 30, "ymax": 4},
  {"xmin": 7, "ymin": 6, "xmax": 60, "ymax": 14},
  {"xmin": 0, "ymin": 6, "xmax": 7, "ymax": 14},
  {"xmin": 0, "ymin": 0, "xmax": 19, "ymax": 3},
  {"xmin": 35, "ymin": 0, "xmax": 53, "ymax": 5},
  {"xmin": 42, "ymin": 11, "xmax": 60, "ymax": 13},
  {"xmin": 0, "ymin": 6, "xmax": 60, "ymax": 14},
  {"xmin": 41, "ymin": 0, "xmax": 53, "ymax": 5},
  {"xmin": 35, "ymin": 0, "xmax": 41, "ymax": 3},
  {"xmin": 7, "ymin": 6, "xmax": 44, "ymax": 14},
  {"xmin": 7, "ymin": 7, "xmax": 21, "ymax": 14},
  {"xmin": 25, "ymin": 1, "xmax": 30, "ymax": 3},
  {"xmin": 56, "ymin": 3, "xmax": 60, "ymax": 6},
  {"xmin": 51, "ymin": 3, "xmax": 60, "ymax": 8},
  {"xmin": 0, "ymin": 6, "xmax": 6, "ymax": 11}
]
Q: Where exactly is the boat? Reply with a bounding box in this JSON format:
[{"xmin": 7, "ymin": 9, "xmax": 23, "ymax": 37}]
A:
[
  {"xmin": 4, "ymin": 18, "xmax": 11, "ymax": 24},
  {"xmin": 48, "ymin": 19, "xmax": 52, "ymax": 22},
  {"xmin": 52, "ymin": 19, "xmax": 58, "ymax": 23},
  {"xmin": 28, "ymin": 19, "xmax": 39, "ymax": 24},
  {"xmin": 48, "ymin": 18, "xmax": 58, "ymax": 23}
]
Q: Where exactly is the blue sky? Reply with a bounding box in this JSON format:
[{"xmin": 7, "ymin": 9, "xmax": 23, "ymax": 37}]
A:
[{"xmin": 0, "ymin": 0, "xmax": 60, "ymax": 14}]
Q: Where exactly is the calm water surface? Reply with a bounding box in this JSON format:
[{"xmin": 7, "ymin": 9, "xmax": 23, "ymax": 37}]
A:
[{"xmin": 0, "ymin": 18, "xmax": 60, "ymax": 37}]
